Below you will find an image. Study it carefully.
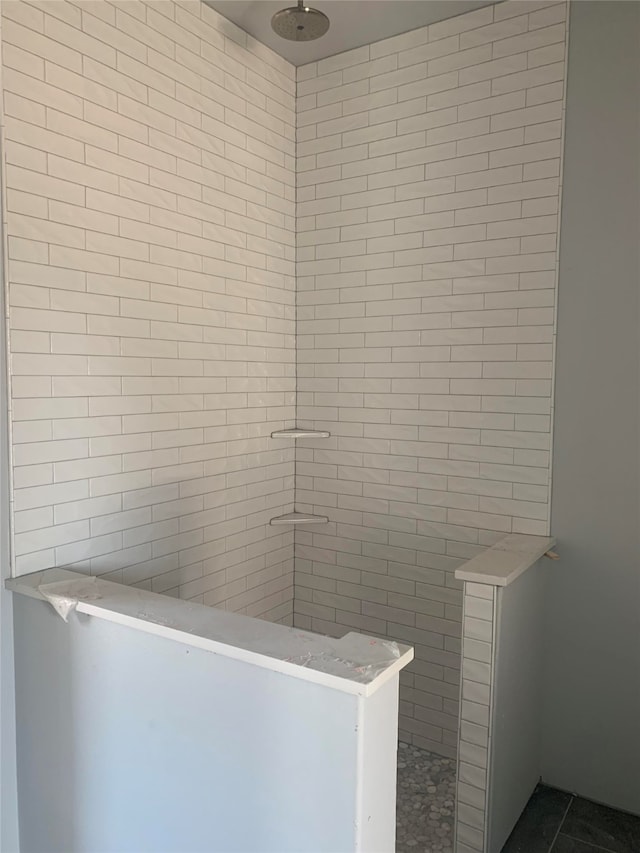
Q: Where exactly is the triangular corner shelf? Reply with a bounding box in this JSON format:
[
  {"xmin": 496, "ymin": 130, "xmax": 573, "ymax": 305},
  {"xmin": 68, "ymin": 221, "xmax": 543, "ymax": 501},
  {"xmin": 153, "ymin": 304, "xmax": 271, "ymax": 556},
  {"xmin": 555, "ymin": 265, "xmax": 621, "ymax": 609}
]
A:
[
  {"xmin": 269, "ymin": 512, "xmax": 329, "ymax": 526},
  {"xmin": 271, "ymin": 429, "xmax": 331, "ymax": 439}
]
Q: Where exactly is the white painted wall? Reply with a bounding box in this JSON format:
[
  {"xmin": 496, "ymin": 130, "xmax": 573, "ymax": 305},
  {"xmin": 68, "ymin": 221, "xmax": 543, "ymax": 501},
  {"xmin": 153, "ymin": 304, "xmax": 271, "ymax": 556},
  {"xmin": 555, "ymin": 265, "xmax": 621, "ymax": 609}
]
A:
[
  {"xmin": 543, "ymin": 0, "xmax": 640, "ymax": 816},
  {"xmin": 293, "ymin": 0, "xmax": 568, "ymax": 756},
  {"xmin": 488, "ymin": 563, "xmax": 546, "ymax": 850},
  {"xmin": 13, "ymin": 592, "xmax": 401, "ymax": 853},
  {"xmin": 0, "ymin": 351, "xmax": 19, "ymax": 853},
  {"xmin": 1, "ymin": 0, "xmax": 296, "ymax": 622}
]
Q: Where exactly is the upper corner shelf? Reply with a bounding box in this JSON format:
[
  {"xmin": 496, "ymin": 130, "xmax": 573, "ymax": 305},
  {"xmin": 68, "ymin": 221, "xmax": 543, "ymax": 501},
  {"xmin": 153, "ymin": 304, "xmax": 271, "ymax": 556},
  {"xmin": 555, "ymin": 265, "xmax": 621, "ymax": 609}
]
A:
[
  {"xmin": 270, "ymin": 512, "xmax": 329, "ymax": 526},
  {"xmin": 271, "ymin": 429, "xmax": 331, "ymax": 439}
]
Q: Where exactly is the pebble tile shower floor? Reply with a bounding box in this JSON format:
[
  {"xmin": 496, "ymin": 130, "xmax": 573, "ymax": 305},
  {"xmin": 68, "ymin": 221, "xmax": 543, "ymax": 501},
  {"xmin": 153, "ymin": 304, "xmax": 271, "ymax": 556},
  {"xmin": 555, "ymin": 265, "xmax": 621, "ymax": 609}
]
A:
[{"xmin": 396, "ymin": 742, "xmax": 456, "ymax": 853}]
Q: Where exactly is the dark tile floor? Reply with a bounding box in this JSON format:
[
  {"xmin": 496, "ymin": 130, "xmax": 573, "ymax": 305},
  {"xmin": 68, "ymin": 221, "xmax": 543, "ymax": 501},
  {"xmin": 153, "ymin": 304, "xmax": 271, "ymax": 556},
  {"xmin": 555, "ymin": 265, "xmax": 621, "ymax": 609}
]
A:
[{"xmin": 501, "ymin": 784, "xmax": 640, "ymax": 853}]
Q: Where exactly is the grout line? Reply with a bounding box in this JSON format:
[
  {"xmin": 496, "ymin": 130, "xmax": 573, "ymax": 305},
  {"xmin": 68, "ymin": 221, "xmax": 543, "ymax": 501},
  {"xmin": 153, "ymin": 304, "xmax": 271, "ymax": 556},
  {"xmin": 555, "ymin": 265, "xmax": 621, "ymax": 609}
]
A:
[
  {"xmin": 558, "ymin": 834, "xmax": 620, "ymax": 853},
  {"xmin": 292, "ymin": 64, "xmax": 300, "ymax": 626},
  {"xmin": 547, "ymin": 795, "xmax": 574, "ymax": 852}
]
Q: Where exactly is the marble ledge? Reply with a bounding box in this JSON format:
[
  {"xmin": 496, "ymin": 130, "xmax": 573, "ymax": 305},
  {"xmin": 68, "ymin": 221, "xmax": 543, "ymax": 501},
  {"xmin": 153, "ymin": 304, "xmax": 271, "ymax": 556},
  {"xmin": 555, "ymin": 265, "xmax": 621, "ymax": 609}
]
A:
[
  {"xmin": 454, "ymin": 533, "xmax": 556, "ymax": 587},
  {"xmin": 6, "ymin": 568, "xmax": 413, "ymax": 698}
]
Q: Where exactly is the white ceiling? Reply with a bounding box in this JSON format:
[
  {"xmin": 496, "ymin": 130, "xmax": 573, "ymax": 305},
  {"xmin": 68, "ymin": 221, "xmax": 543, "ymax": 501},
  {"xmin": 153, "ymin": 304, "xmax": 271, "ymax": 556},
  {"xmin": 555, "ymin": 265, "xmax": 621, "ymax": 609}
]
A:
[{"xmin": 205, "ymin": 0, "xmax": 496, "ymax": 66}]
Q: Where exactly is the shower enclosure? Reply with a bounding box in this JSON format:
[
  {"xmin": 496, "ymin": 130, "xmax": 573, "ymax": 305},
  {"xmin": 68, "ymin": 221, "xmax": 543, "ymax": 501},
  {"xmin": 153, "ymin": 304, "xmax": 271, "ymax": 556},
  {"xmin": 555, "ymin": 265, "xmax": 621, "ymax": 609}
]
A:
[{"xmin": 0, "ymin": 0, "xmax": 569, "ymax": 849}]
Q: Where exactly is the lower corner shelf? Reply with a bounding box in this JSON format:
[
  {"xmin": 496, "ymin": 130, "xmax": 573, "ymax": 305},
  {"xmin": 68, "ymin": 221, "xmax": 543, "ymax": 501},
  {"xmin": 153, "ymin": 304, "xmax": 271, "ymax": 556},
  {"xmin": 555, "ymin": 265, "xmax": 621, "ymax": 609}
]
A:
[
  {"xmin": 271, "ymin": 429, "xmax": 331, "ymax": 439},
  {"xmin": 269, "ymin": 512, "xmax": 329, "ymax": 526}
]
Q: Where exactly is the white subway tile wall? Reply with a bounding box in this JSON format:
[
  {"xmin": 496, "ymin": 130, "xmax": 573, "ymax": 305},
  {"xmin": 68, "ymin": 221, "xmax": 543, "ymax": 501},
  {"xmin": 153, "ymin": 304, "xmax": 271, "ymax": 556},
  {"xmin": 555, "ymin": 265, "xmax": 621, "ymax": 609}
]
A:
[
  {"xmin": 2, "ymin": 0, "xmax": 568, "ymax": 755},
  {"xmin": 455, "ymin": 581, "xmax": 496, "ymax": 853},
  {"xmin": 293, "ymin": 0, "xmax": 567, "ymax": 755},
  {"xmin": 2, "ymin": 0, "xmax": 297, "ymax": 623}
]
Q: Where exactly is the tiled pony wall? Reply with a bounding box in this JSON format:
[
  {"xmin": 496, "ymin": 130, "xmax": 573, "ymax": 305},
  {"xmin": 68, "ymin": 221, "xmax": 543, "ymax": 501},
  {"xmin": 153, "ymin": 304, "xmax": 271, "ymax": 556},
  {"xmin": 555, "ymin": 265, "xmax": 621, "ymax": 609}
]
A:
[
  {"xmin": 293, "ymin": 0, "xmax": 567, "ymax": 754},
  {"xmin": 1, "ymin": 0, "xmax": 568, "ymax": 757},
  {"xmin": 2, "ymin": 0, "xmax": 297, "ymax": 622}
]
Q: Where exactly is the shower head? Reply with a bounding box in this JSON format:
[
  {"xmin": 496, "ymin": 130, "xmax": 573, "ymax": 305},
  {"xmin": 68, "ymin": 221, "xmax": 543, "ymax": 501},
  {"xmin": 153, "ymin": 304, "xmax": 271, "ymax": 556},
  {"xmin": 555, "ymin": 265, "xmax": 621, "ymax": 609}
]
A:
[{"xmin": 271, "ymin": 0, "xmax": 330, "ymax": 42}]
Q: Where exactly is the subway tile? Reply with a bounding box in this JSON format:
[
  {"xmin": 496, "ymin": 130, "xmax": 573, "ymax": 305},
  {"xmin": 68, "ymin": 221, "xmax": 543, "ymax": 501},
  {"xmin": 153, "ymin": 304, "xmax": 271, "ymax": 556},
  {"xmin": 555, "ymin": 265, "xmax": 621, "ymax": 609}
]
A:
[
  {"xmin": 494, "ymin": 23, "xmax": 566, "ymax": 61},
  {"xmin": 491, "ymin": 61, "xmax": 565, "ymax": 96}
]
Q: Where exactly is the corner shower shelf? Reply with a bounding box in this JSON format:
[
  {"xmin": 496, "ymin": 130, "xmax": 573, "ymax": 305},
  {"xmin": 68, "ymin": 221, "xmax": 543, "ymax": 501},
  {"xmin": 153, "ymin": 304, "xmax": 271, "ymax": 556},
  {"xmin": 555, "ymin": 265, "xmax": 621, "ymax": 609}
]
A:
[
  {"xmin": 271, "ymin": 429, "xmax": 331, "ymax": 439},
  {"xmin": 269, "ymin": 512, "xmax": 329, "ymax": 526}
]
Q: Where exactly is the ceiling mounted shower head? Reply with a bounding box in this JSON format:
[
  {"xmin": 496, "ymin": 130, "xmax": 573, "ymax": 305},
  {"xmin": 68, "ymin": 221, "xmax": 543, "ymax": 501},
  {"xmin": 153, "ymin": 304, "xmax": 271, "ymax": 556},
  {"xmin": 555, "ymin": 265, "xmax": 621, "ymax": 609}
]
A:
[{"xmin": 271, "ymin": 0, "xmax": 330, "ymax": 42}]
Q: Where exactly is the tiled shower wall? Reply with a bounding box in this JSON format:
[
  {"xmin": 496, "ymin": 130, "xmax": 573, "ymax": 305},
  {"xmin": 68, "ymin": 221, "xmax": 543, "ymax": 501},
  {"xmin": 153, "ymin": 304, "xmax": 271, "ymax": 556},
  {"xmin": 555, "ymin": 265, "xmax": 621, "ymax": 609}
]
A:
[
  {"xmin": 2, "ymin": 0, "xmax": 297, "ymax": 622},
  {"xmin": 1, "ymin": 0, "xmax": 568, "ymax": 750},
  {"xmin": 293, "ymin": 0, "xmax": 567, "ymax": 755}
]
